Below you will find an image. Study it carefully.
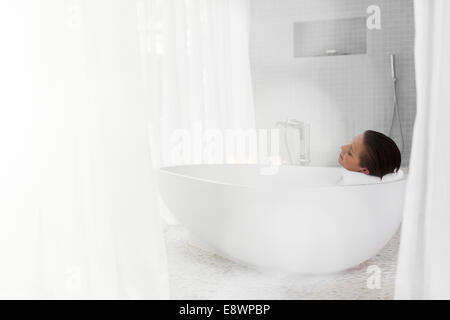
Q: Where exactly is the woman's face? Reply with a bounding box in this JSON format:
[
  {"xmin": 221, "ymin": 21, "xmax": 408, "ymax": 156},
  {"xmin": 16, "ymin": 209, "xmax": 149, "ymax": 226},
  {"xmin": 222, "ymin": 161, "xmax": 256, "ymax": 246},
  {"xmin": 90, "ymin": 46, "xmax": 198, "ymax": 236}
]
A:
[{"xmin": 338, "ymin": 134, "xmax": 370, "ymax": 175}]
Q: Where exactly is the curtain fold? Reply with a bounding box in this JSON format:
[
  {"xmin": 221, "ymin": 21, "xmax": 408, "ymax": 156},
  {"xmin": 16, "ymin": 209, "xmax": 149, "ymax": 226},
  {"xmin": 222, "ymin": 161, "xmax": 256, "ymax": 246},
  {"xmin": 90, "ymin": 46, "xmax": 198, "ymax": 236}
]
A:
[
  {"xmin": 395, "ymin": 0, "xmax": 450, "ymax": 299},
  {"xmin": 138, "ymin": 0, "xmax": 256, "ymax": 169},
  {"xmin": 0, "ymin": 0, "xmax": 168, "ymax": 299}
]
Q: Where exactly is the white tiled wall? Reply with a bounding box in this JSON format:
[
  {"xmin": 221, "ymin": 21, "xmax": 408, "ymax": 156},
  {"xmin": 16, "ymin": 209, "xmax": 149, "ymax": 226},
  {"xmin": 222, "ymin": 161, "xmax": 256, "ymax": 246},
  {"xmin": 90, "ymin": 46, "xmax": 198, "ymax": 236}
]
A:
[{"xmin": 250, "ymin": 0, "xmax": 416, "ymax": 166}]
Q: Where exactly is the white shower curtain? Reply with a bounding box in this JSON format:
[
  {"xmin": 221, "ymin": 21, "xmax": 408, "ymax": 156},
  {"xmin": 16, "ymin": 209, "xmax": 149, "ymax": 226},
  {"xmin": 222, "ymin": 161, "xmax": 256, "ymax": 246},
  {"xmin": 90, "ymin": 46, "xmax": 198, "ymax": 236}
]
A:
[
  {"xmin": 137, "ymin": 0, "xmax": 256, "ymax": 168},
  {"xmin": 0, "ymin": 0, "xmax": 168, "ymax": 299},
  {"xmin": 136, "ymin": 0, "xmax": 256, "ymax": 224},
  {"xmin": 395, "ymin": 0, "xmax": 450, "ymax": 299}
]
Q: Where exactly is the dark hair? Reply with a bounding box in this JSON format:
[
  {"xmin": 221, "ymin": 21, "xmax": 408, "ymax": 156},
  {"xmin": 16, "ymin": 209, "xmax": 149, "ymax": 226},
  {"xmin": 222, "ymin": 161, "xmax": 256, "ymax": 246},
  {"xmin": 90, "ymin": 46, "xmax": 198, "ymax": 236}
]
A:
[{"xmin": 360, "ymin": 130, "xmax": 401, "ymax": 179}]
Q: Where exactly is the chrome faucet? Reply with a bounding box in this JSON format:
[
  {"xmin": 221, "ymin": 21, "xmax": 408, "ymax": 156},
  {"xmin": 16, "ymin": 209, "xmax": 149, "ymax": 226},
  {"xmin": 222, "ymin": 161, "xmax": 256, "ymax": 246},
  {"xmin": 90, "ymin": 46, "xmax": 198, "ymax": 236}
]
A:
[{"xmin": 276, "ymin": 119, "xmax": 310, "ymax": 166}]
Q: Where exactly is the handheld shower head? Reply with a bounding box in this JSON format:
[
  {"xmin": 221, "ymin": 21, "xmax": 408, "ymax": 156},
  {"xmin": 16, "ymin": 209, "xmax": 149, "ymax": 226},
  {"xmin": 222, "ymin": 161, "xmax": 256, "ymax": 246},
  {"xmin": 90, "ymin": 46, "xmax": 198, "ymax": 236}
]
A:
[
  {"xmin": 390, "ymin": 54, "xmax": 397, "ymax": 80},
  {"xmin": 388, "ymin": 53, "xmax": 405, "ymax": 155}
]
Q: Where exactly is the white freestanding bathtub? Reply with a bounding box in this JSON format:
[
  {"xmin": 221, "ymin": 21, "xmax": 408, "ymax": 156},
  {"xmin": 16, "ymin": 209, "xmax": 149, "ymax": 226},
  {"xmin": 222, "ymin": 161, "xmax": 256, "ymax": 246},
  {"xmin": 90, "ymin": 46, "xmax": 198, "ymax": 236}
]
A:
[{"xmin": 158, "ymin": 164, "xmax": 406, "ymax": 274}]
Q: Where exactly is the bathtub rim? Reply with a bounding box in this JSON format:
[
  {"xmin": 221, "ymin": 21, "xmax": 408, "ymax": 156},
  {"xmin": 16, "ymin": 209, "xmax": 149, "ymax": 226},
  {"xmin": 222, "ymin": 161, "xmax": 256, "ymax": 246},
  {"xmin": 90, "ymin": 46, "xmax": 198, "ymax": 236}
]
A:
[{"xmin": 157, "ymin": 164, "xmax": 408, "ymax": 190}]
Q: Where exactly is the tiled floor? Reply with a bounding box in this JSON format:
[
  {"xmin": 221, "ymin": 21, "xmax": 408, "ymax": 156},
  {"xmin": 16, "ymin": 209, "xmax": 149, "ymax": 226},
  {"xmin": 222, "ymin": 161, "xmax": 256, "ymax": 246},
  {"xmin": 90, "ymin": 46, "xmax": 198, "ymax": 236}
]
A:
[{"xmin": 164, "ymin": 225, "xmax": 400, "ymax": 300}]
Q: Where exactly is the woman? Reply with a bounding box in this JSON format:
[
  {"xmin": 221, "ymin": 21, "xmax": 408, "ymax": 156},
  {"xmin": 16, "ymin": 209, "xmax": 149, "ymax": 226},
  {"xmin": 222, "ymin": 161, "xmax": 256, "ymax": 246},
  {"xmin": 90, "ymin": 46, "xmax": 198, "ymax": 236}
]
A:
[{"xmin": 338, "ymin": 130, "xmax": 401, "ymax": 179}]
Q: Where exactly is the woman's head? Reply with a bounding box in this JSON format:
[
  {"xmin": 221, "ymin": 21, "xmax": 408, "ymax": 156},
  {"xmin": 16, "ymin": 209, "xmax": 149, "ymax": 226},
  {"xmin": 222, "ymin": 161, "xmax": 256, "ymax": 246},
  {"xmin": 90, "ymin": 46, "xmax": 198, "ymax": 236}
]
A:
[{"xmin": 338, "ymin": 130, "xmax": 401, "ymax": 178}]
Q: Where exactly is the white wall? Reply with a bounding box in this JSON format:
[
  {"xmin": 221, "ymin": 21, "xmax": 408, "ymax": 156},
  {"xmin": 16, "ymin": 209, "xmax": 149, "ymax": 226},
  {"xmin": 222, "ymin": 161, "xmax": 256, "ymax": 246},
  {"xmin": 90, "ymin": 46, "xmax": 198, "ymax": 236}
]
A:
[{"xmin": 250, "ymin": 0, "xmax": 416, "ymax": 166}]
